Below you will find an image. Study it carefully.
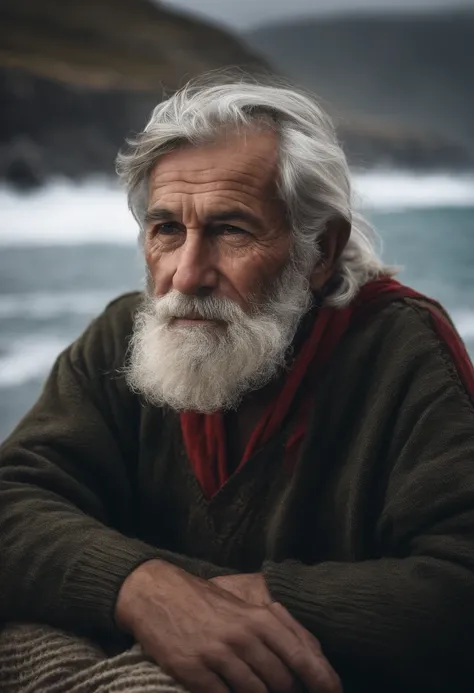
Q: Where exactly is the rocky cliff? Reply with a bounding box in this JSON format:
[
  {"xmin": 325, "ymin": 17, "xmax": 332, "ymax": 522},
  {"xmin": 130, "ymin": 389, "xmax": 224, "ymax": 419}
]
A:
[
  {"xmin": 1, "ymin": 1, "xmax": 472, "ymax": 191},
  {"xmin": 0, "ymin": 0, "xmax": 265, "ymax": 188}
]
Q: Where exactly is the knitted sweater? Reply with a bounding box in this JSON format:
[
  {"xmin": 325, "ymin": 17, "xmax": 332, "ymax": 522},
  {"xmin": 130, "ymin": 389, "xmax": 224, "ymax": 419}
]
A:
[{"xmin": 1, "ymin": 291, "xmax": 474, "ymax": 692}]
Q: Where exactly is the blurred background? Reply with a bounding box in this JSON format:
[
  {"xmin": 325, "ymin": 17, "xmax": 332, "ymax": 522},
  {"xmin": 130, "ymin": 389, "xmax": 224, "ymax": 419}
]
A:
[{"xmin": 1, "ymin": 0, "xmax": 473, "ymax": 440}]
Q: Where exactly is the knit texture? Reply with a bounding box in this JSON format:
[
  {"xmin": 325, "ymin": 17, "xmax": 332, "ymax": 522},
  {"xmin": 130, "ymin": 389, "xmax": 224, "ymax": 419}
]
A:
[
  {"xmin": 180, "ymin": 279, "xmax": 432, "ymax": 498},
  {"xmin": 1, "ymin": 290, "xmax": 474, "ymax": 692},
  {"xmin": 0, "ymin": 622, "xmax": 187, "ymax": 693}
]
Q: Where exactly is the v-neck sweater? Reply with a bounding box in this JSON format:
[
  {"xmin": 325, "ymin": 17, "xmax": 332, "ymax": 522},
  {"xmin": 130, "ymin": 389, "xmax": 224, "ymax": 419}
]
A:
[{"xmin": 1, "ymin": 290, "xmax": 474, "ymax": 692}]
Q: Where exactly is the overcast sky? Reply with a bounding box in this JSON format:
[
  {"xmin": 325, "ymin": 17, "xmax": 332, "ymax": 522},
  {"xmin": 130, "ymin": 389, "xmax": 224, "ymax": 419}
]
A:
[{"xmin": 162, "ymin": 0, "xmax": 474, "ymax": 30}]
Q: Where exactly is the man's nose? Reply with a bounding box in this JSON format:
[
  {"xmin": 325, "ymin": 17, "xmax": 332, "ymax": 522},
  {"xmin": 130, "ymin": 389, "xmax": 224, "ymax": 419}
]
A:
[{"xmin": 172, "ymin": 233, "xmax": 218, "ymax": 296}]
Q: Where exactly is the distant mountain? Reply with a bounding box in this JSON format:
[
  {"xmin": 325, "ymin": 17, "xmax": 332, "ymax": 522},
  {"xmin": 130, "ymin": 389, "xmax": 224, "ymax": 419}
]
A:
[
  {"xmin": 1, "ymin": 2, "xmax": 472, "ymax": 191},
  {"xmin": 246, "ymin": 11, "xmax": 474, "ymax": 167},
  {"xmin": 0, "ymin": 0, "xmax": 265, "ymax": 189}
]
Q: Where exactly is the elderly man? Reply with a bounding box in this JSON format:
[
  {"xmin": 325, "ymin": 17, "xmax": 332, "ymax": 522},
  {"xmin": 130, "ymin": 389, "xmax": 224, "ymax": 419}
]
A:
[{"xmin": 1, "ymin": 72, "xmax": 474, "ymax": 693}]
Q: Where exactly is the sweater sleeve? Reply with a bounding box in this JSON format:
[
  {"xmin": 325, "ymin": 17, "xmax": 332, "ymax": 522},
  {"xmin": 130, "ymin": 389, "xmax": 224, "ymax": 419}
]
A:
[
  {"xmin": 263, "ymin": 303, "xmax": 474, "ymax": 692},
  {"xmin": 0, "ymin": 295, "xmax": 233, "ymax": 639}
]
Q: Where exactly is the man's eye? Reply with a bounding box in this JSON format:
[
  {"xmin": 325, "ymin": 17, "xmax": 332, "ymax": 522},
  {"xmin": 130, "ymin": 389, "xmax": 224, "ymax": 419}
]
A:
[
  {"xmin": 220, "ymin": 224, "xmax": 248, "ymax": 235},
  {"xmin": 157, "ymin": 222, "xmax": 180, "ymax": 234}
]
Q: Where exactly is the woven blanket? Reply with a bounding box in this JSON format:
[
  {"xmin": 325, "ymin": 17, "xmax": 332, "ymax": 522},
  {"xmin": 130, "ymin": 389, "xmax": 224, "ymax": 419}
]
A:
[{"xmin": 0, "ymin": 622, "xmax": 188, "ymax": 693}]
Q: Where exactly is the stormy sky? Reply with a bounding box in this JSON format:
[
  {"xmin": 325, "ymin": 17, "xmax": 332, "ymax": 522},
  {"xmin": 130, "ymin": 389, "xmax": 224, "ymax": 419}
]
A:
[{"xmin": 162, "ymin": 0, "xmax": 474, "ymax": 30}]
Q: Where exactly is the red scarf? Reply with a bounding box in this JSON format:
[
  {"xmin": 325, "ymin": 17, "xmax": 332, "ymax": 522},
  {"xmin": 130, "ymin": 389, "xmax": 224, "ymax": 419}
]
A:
[{"xmin": 180, "ymin": 277, "xmax": 474, "ymax": 499}]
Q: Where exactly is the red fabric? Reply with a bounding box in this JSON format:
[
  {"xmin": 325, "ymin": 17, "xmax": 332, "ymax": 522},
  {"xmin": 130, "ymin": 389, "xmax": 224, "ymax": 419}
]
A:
[
  {"xmin": 180, "ymin": 277, "xmax": 474, "ymax": 499},
  {"xmin": 424, "ymin": 306, "xmax": 474, "ymax": 397}
]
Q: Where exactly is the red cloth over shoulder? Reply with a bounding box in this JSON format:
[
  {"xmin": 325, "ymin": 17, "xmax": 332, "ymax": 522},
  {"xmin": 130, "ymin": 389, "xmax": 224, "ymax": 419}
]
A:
[{"xmin": 180, "ymin": 278, "xmax": 474, "ymax": 499}]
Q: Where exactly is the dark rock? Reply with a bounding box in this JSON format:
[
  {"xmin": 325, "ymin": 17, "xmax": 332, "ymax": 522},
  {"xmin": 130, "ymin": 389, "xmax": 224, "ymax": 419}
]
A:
[
  {"xmin": 1, "ymin": 1, "xmax": 472, "ymax": 190},
  {"xmin": 0, "ymin": 0, "xmax": 267, "ymax": 189}
]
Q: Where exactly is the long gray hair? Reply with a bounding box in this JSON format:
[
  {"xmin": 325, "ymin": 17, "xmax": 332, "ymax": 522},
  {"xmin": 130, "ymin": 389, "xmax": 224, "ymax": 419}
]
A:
[{"xmin": 116, "ymin": 70, "xmax": 393, "ymax": 307}]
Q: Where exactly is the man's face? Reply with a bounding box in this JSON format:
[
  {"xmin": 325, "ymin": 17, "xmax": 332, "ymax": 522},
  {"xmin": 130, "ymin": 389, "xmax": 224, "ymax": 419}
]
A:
[
  {"xmin": 125, "ymin": 129, "xmax": 314, "ymax": 412},
  {"xmin": 144, "ymin": 128, "xmax": 291, "ymax": 313}
]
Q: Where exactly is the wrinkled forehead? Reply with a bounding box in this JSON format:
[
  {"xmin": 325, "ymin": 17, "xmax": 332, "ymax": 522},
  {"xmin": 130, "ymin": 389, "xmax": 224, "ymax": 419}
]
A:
[{"xmin": 148, "ymin": 128, "xmax": 280, "ymax": 195}]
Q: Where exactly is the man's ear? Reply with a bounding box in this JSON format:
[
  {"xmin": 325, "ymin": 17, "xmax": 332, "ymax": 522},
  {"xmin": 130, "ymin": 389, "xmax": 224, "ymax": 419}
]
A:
[{"xmin": 309, "ymin": 217, "xmax": 351, "ymax": 291}]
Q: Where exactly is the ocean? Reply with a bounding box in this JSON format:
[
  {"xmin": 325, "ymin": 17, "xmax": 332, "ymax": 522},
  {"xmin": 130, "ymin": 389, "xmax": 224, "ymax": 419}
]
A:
[{"xmin": 1, "ymin": 170, "xmax": 474, "ymax": 442}]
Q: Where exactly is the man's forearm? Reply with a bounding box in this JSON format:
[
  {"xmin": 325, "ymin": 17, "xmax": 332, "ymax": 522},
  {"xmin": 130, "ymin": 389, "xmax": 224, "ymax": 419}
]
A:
[
  {"xmin": 155, "ymin": 548, "xmax": 238, "ymax": 581},
  {"xmin": 115, "ymin": 557, "xmax": 239, "ymax": 635},
  {"xmin": 210, "ymin": 572, "xmax": 272, "ymax": 605},
  {"xmin": 263, "ymin": 557, "xmax": 474, "ymax": 692},
  {"xmin": 0, "ymin": 484, "xmax": 235, "ymax": 639}
]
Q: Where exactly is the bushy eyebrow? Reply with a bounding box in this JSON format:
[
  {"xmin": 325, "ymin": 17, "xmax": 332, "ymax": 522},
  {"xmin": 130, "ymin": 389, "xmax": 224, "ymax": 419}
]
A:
[
  {"xmin": 144, "ymin": 206, "xmax": 264, "ymax": 232},
  {"xmin": 143, "ymin": 207, "xmax": 175, "ymax": 225}
]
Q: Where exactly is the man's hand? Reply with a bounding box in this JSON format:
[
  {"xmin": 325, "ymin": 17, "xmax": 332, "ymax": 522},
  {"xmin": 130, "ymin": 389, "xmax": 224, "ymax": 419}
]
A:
[
  {"xmin": 210, "ymin": 573, "xmax": 272, "ymax": 606},
  {"xmin": 116, "ymin": 559, "xmax": 341, "ymax": 693}
]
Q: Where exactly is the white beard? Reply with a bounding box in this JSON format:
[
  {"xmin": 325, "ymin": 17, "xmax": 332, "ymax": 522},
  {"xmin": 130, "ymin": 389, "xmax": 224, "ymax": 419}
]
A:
[{"xmin": 124, "ymin": 262, "xmax": 313, "ymax": 413}]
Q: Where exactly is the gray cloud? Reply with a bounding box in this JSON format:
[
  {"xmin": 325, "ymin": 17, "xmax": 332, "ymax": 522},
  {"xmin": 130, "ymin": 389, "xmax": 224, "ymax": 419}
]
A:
[{"xmin": 162, "ymin": 0, "xmax": 474, "ymax": 30}]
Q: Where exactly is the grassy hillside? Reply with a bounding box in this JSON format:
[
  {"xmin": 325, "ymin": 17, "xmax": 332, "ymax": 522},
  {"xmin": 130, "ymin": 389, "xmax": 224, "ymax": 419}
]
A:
[
  {"xmin": 0, "ymin": 0, "xmax": 266, "ymax": 188},
  {"xmin": 1, "ymin": 0, "xmax": 264, "ymax": 89},
  {"xmin": 1, "ymin": 1, "xmax": 472, "ymax": 190}
]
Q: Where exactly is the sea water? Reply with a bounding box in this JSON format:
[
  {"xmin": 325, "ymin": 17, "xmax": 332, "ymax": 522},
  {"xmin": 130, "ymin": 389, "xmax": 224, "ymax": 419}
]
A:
[{"xmin": 0, "ymin": 171, "xmax": 473, "ymax": 441}]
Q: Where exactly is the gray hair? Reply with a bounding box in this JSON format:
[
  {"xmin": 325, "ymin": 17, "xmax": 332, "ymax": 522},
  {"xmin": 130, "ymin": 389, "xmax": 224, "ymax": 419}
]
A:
[{"xmin": 116, "ymin": 70, "xmax": 393, "ymax": 307}]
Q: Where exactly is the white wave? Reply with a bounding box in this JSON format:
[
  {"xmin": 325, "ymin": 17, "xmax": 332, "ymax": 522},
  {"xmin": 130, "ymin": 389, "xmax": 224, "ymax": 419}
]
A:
[
  {"xmin": 0, "ymin": 290, "xmax": 129, "ymax": 319},
  {"xmin": 0, "ymin": 335, "xmax": 68, "ymax": 387},
  {"xmin": 0, "ymin": 178, "xmax": 138, "ymax": 247},
  {"xmin": 0, "ymin": 307, "xmax": 472, "ymax": 389},
  {"xmin": 353, "ymin": 170, "xmax": 474, "ymax": 211},
  {"xmin": 452, "ymin": 310, "xmax": 474, "ymax": 342},
  {"xmin": 0, "ymin": 170, "xmax": 473, "ymax": 246}
]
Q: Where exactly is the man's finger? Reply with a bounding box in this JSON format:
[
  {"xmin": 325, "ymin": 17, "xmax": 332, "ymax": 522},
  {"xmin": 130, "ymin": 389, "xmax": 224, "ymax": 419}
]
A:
[
  {"xmin": 212, "ymin": 654, "xmax": 269, "ymax": 693},
  {"xmin": 163, "ymin": 656, "xmax": 230, "ymax": 693},
  {"xmin": 233, "ymin": 636, "xmax": 301, "ymax": 693},
  {"xmin": 270, "ymin": 601, "xmax": 323, "ymax": 653},
  {"xmin": 259, "ymin": 606, "xmax": 342, "ymax": 693}
]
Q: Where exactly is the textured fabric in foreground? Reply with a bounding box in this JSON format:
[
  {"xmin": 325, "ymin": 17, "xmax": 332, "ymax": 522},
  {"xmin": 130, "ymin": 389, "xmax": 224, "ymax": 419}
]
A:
[{"xmin": 0, "ymin": 622, "xmax": 187, "ymax": 693}]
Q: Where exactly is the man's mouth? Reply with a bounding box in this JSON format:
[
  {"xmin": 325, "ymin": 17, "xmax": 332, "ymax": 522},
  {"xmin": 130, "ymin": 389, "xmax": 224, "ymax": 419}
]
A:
[
  {"xmin": 172, "ymin": 317, "xmax": 211, "ymax": 326},
  {"xmin": 170, "ymin": 312, "xmax": 223, "ymax": 327}
]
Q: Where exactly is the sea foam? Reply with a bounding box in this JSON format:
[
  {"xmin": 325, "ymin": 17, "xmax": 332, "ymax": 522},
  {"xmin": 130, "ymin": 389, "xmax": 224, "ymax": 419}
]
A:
[
  {"xmin": 0, "ymin": 171, "xmax": 473, "ymax": 247},
  {"xmin": 0, "ymin": 300, "xmax": 473, "ymax": 387}
]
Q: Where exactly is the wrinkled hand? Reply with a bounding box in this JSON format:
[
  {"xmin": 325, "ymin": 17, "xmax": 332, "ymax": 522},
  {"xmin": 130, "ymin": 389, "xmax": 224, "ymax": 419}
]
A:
[
  {"xmin": 116, "ymin": 559, "xmax": 341, "ymax": 693},
  {"xmin": 210, "ymin": 572, "xmax": 272, "ymax": 606}
]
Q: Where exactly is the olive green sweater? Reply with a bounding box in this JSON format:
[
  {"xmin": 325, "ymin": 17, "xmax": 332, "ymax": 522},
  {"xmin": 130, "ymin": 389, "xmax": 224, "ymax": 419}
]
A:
[{"xmin": 1, "ymin": 291, "xmax": 474, "ymax": 692}]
